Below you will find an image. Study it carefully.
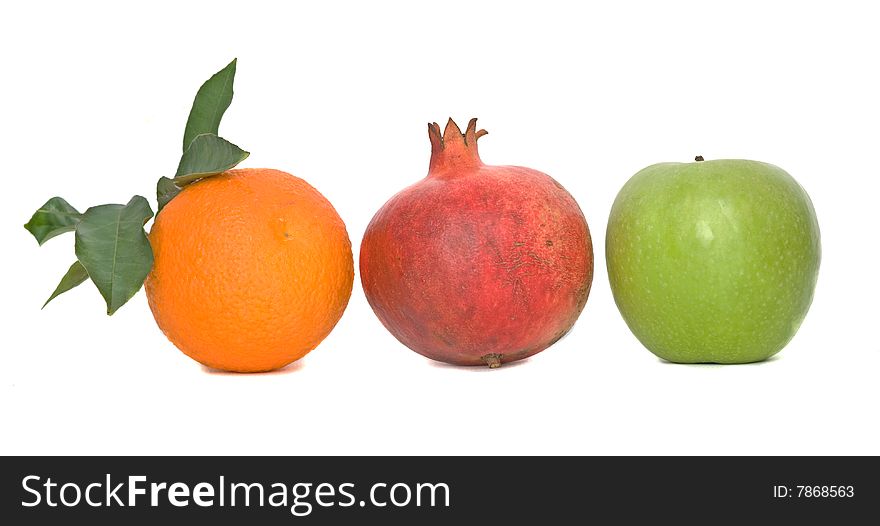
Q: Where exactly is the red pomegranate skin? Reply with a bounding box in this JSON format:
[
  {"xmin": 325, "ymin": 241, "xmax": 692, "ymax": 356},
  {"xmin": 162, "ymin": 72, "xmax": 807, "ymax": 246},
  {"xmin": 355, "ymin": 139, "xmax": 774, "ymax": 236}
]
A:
[{"xmin": 360, "ymin": 118, "xmax": 593, "ymax": 367}]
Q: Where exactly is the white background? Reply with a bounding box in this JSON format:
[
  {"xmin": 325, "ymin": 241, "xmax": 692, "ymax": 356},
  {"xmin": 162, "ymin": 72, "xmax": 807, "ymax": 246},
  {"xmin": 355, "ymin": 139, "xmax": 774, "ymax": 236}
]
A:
[{"xmin": 1, "ymin": 1, "xmax": 878, "ymax": 455}]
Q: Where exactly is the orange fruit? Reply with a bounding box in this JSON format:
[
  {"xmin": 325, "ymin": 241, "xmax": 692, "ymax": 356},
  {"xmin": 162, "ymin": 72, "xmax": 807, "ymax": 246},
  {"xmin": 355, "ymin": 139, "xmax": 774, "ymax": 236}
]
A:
[{"xmin": 145, "ymin": 168, "xmax": 353, "ymax": 372}]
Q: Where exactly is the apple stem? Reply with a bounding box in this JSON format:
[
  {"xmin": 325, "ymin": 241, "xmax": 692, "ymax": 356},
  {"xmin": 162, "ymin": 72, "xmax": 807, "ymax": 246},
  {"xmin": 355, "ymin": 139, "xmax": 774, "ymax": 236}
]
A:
[{"xmin": 695, "ymin": 155, "xmax": 705, "ymax": 162}]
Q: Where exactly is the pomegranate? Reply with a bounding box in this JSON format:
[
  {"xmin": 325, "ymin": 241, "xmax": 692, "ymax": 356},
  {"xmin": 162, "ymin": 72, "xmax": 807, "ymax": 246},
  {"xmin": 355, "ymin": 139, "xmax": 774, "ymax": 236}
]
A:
[{"xmin": 360, "ymin": 118, "xmax": 593, "ymax": 367}]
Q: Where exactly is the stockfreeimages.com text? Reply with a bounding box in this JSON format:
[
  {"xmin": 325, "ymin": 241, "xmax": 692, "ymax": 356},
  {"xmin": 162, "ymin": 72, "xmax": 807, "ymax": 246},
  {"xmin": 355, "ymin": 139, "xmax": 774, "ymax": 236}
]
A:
[{"xmin": 22, "ymin": 475, "xmax": 450, "ymax": 517}]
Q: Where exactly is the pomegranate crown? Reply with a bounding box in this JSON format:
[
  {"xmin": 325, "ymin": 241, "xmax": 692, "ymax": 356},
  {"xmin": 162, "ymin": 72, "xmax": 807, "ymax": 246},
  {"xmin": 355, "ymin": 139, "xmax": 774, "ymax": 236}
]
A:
[{"xmin": 427, "ymin": 118, "xmax": 488, "ymax": 174}]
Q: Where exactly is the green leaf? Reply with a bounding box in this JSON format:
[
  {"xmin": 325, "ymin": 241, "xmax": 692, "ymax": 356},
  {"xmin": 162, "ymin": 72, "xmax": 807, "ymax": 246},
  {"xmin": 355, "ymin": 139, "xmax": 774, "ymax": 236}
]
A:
[
  {"xmin": 183, "ymin": 58, "xmax": 236, "ymax": 152},
  {"xmin": 74, "ymin": 196, "xmax": 154, "ymax": 315},
  {"xmin": 156, "ymin": 177, "xmax": 182, "ymax": 212},
  {"xmin": 174, "ymin": 133, "xmax": 249, "ymax": 185},
  {"xmin": 24, "ymin": 197, "xmax": 82, "ymax": 245},
  {"xmin": 43, "ymin": 261, "xmax": 89, "ymax": 309}
]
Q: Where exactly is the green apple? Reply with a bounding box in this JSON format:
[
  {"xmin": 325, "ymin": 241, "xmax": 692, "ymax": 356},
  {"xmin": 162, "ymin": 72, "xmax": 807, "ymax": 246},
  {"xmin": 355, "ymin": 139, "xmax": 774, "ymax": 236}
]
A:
[{"xmin": 606, "ymin": 158, "xmax": 820, "ymax": 364}]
